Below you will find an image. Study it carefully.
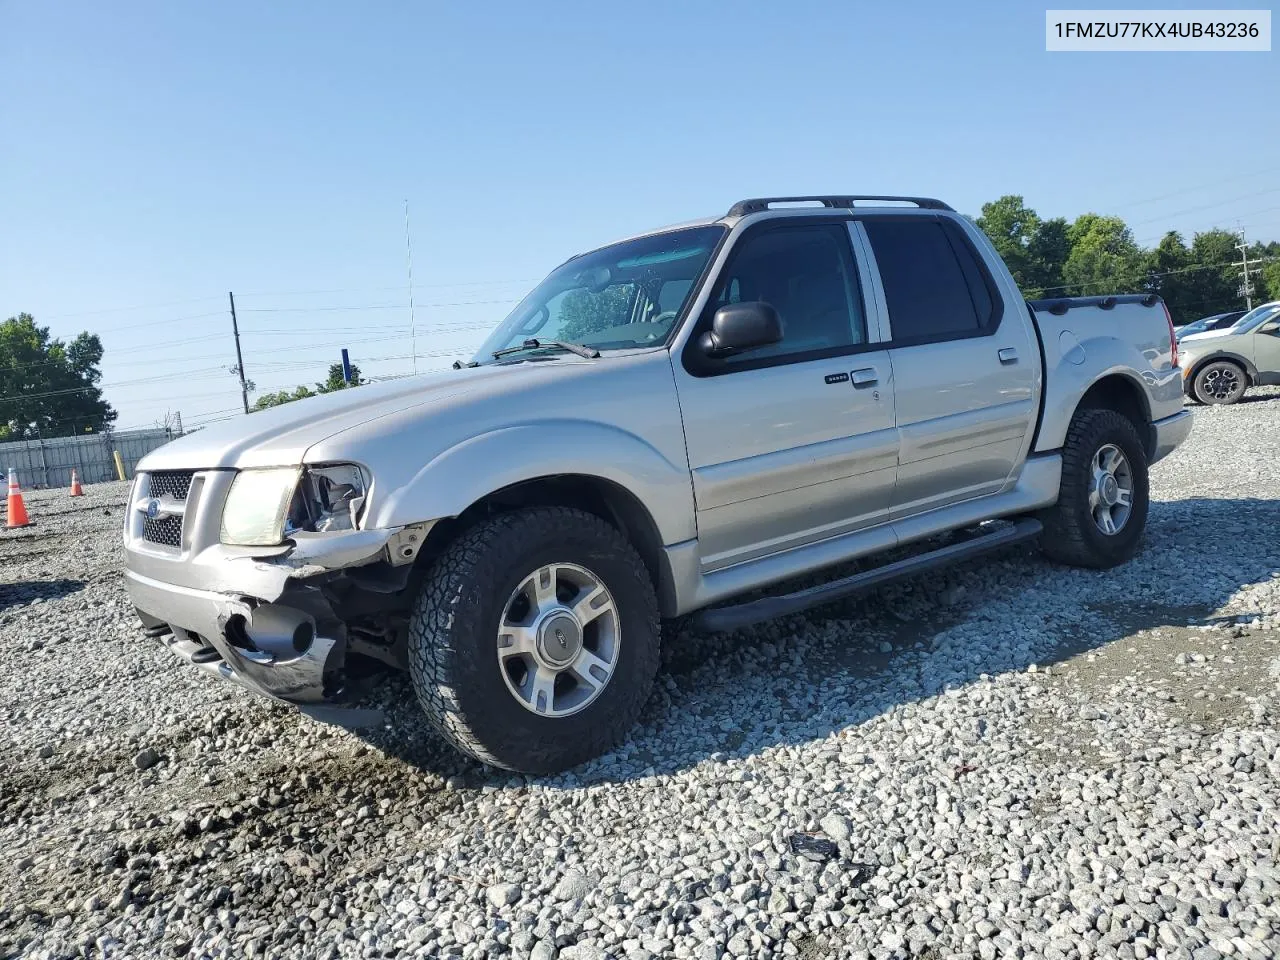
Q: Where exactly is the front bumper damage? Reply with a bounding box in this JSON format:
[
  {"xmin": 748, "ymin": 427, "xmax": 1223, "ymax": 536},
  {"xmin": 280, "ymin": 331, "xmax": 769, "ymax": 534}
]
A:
[
  {"xmin": 124, "ymin": 469, "xmax": 429, "ymax": 706},
  {"xmin": 127, "ymin": 565, "xmax": 352, "ymax": 704}
]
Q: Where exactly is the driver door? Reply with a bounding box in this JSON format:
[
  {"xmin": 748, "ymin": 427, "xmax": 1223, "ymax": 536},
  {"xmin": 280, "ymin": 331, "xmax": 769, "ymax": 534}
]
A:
[
  {"xmin": 1251, "ymin": 313, "xmax": 1280, "ymax": 383},
  {"xmin": 671, "ymin": 221, "xmax": 898, "ymax": 572}
]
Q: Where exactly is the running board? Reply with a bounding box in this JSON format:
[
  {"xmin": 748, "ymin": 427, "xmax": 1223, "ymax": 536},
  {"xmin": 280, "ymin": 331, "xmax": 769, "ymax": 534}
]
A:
[{"xmin": 691, "ymin": 517, "xmax": 1043, "ymax": 634}]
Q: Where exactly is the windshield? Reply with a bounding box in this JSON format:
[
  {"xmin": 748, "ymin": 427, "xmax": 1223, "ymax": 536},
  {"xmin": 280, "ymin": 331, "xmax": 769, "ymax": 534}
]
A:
[
  {"xmin": 1232, "ymin": 302, "xmax": 1280, "ymax": 334},
  {"xmin": 474, "ymin": 224, "xmax": 726, "ymax": 361}
]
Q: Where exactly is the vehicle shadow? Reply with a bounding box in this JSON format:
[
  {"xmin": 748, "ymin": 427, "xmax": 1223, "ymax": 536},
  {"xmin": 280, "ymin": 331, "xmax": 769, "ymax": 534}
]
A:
[
  {"xmin": 0, "ymin": 579, "xmax": 87, "ymax": 612},
  {"xmin": 352, "ymin": 495, "xmax": 1280, "ymax": 784}
]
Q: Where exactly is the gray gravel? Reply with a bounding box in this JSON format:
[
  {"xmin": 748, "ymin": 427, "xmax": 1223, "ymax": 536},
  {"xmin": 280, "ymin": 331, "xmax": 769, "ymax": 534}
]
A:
[{"xmin": 2, "ymin": 393, "xmax": 1280, "ymax": 960}]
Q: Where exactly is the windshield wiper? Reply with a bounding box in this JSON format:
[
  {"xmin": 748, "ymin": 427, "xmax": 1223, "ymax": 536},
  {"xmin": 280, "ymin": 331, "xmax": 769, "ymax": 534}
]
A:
[{"xmin": 492, "ymin": 338, "xmax": 601, "ymax": 360}]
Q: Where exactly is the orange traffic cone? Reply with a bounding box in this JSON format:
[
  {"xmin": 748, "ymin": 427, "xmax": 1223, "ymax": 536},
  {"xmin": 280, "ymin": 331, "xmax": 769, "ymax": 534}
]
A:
[
  {"xmin": 69, "ymin": 469, "xmax": 84, "ymax": 497},
  {"xmin": 6, "ymin": 470, "xmax": 33, "ymax": 529}
]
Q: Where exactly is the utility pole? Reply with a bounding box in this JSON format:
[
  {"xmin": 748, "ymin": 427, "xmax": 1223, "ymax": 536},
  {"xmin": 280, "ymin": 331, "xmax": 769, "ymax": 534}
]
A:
[
  {"xmin": 229, "ymin": 291, "xmax": 250, "ymax": 414},
  {"xmin": 405, "ymin": 199, "xmax": 418, "ymax": 375},
  {"xmin": 1236, "ymin": 229, "xmax": 1266, "ymax": 311}
]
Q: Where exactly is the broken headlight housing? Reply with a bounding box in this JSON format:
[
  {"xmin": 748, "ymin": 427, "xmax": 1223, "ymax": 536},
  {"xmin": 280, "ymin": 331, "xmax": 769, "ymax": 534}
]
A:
[
  {"xmin": 220, "ymin": 464, "xmax": 368, "ymax": 546},
  {"xmin": 220, "ymin": 468, "xmax": 302, "ymax": 546},
  {"xmin": 285, "ymin": 464, "xmax": 369, "ymax": 535}
]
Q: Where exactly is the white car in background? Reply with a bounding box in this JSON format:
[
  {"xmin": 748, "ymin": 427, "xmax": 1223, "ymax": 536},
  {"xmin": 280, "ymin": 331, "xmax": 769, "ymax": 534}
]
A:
[{"xmin": 1179, "ymin": 301, "xmax": 1280, "ymax": 405}]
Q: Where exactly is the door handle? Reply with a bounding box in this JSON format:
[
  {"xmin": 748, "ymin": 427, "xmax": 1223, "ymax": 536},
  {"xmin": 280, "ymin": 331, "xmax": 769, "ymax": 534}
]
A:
[
  {"xmin": 998, "ymin": 347, "xmax": 1019, "ymax": 364},
  {"xmin": 850, "ymin": 368, "xmax": 878, "ymax": 387}
]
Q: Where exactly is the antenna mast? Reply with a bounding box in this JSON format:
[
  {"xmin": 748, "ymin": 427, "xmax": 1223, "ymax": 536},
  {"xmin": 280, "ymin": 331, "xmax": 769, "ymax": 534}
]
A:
[{"xmin": 405, "ymin": 199, "xmax": 418, "ymax": 374}]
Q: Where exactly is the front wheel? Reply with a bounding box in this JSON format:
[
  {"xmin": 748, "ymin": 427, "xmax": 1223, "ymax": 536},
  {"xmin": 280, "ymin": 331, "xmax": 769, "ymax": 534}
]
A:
[
  {"xmin": 1038, "ymin": 408, "xmax": 1150, "ymax": 569},
  {"xmin": 1192, "ymin": 360, "xmax": 1247, "ymax": 405},
  {"xmin": 408, "ymin": 507, "xmax": 660, "ymax": 774}
]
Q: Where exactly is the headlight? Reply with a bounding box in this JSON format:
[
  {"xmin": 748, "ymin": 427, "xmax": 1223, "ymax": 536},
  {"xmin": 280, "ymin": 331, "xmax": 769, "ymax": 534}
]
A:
[
  {"xmin": 220, "ymin": 463, "xmax": 369, "ymax": 546},
  {"xmin": 287, "ymin": 464, "xmax": 368, "ymax": 535},
  {"xmin": 220, "ymin": 468, "xmax": 301, "ymax": 546}
]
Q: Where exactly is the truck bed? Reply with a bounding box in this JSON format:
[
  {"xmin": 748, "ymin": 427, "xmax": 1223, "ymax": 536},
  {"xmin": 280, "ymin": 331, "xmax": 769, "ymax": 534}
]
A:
[{"xmin": 1027, "ymin": 293, "xmax": 1184, "ymax": 457}]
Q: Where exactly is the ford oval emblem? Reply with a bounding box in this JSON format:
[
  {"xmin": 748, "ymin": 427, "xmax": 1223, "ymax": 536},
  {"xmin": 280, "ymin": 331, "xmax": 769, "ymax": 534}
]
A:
[{"xmin": 145, "ymin": 498, "xmax": 162, "ymax": 520}]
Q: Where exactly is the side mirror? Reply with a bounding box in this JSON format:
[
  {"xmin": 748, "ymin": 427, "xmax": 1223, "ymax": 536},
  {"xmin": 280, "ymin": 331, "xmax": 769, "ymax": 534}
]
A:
[
  {"xmin": 1259, "ymin": 320, "xmax": 1280, "ymax": 335},
  {"xmin": 698, "ymin": 302, "xmax": 783, "ymax": 358}
]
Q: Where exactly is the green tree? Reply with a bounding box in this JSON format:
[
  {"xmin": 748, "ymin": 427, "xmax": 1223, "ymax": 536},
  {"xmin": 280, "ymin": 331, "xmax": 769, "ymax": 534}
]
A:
[
  {"xmin": 1024, "ymin": 217, "xmax": 1071, "ymax": 298},
  {"xmin": 557, "ymin": 287, "xmax": 634, "ymax": 342},
  {"xmin": 252, "ymin": 385, "xmax": 316, "ymax": 411},
  {"xmin": 315, "ymin": 362, "xmax": 363, "ymax": 393},
  {"xmin": 250, "ymin": 362, "xmax": 363, "ymax": 411},
  {"xmin": 1063, "ymin": 214, "xmax": 1146, "ymax": 296},
  {"xmin": 1259, "ymin": 259, "xmax": 1280, "ymax": 306},
  {"xmin": 1143, "ymin": 232, "xmax": 1195, "ymax": 324},
  {"xmin": 0, "ymin": 313, "xmax": 116, "ymax": 439},
  {"xmin": 976, "ymin": 196, "xmax": 1041, "ymax": 289},
  {"xmin": 1180, "ymin": 229, "xmax": 1245, "ymax": 319}
]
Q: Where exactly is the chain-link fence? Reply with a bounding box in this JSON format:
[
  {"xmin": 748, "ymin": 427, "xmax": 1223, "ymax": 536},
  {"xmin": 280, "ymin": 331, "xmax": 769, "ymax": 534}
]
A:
[{"xmin": 0, "ymin": 427, "xmax": 178, "ymax": 489}]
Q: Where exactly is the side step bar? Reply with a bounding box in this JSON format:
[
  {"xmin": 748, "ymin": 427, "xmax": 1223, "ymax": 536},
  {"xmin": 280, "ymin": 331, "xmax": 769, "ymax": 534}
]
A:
[{"xmin": 691, "ymin": 517, "xmax": 1043, "ymax": 634}]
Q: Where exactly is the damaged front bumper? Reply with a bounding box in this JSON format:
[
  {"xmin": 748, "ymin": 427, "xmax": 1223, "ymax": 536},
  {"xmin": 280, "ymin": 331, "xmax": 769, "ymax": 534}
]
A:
[
  {"xmin": 123, "ymin": 468, "xmax": 428, "ymax": 705},
  {"xmin": 126, "ymin": 567, "xmax": 350, "ymax": 703}
]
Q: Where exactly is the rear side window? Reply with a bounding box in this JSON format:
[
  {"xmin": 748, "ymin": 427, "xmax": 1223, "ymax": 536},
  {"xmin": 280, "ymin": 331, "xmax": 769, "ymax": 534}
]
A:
[{"xmin": 863, "ymin": 219, "xmax": 998, "ymax": 344}]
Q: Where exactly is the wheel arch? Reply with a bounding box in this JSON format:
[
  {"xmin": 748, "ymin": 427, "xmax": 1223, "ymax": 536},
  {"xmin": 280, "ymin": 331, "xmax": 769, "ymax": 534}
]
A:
[
  {"xmin": 1186, "ymin": 351, "xmax": 1256, "ymax": 387},
  {"xmin": 1074, "ymin": 373, "xmax": 1155, "ymax": 460},
  {"xmin": 417, "ymin": 473, "xmax": 680, "ymax": 618}
]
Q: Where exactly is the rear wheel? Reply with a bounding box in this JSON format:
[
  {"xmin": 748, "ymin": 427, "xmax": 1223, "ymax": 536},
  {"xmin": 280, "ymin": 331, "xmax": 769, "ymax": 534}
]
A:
[
  {"xmin": 1039, "ymin": 408, "xmax": 1149, "ymax": 569},
  {"xmin": 408, "ymin": 507, "xmax": 660, "ymax": 774},
  {"xmin": 1192, "ymin": 360, "xmax": 1247, "ymax": 405}
]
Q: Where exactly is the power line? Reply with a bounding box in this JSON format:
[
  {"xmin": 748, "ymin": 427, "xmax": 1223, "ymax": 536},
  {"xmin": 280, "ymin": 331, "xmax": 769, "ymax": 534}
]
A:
[
  {"xmin": 1107, "ymin": 163, "xmax": 1280, "ymax": 212},
  {"xmin": 35, "ymin": 296, "xmax": 226, "ymax": 322},
  {"xmin": 239, "ymin": 297, "xmax": 519, "ymax": 314},
  {"xmin": 242, "ymin": 320, "xmax": 496, "ymax": 337},
  {"xmin": 1028, "ymin": 254, "xmax": 1279, "ymax": 297},
  {"xmin": 0, "ymin": 367, "xmax": 231, "ymax": 404},
  {"xmin": 233, "ymin": 277, "xmax": 539, "ymax": 298},
  {"xmin": 406, "ymin": 199, "xmax": 418, "ymax": 375},
  {"xmin": 91, "ymin": 311, "xmax": 228, "ymax": 335},
  {"xmin": 1128, "ymin": 186, "xmax": 1280, "ymax": 229}
]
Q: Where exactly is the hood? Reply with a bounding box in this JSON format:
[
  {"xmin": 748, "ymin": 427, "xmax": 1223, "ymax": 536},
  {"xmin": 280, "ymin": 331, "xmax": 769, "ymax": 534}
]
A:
[
  {"xmin": 137, "ymin": 361, "xmax": 580, "ymax": 471},
  {"xmin": 1178, "ymin": 328, "xmax": 1236, "ymax": 345}
]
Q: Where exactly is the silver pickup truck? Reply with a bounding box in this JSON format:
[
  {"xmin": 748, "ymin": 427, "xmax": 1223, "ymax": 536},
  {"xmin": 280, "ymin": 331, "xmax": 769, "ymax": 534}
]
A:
[{"xmin": 125, "ymin": 195, "xmax": 1191, "ymax": 773}]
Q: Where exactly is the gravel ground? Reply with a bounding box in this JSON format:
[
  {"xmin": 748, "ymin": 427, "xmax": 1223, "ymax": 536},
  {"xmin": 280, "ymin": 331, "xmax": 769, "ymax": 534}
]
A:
[{"xmin": 2, "ymin": 393, "xmax": 1279, "ymax": 960}]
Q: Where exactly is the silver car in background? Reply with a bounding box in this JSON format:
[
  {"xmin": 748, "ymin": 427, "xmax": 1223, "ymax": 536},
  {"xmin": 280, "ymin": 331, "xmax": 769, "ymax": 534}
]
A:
[{"xmin": 1179, "ymin": 301, "xmax": 1280, "ymax": 404}]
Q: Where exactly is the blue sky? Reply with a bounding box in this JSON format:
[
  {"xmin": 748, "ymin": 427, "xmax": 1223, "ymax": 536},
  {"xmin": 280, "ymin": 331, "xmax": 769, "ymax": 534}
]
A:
[{"xmin": 2, "ymin": 1, "xmax": 1277, "ymax": 431}]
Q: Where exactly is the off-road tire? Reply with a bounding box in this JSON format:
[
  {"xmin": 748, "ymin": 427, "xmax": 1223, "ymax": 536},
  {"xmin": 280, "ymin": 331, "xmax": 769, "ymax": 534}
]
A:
[
  {"xmin": 408, "ymin": 507, "xmax": 660, "ymax": 774},
  {"xmin": 1192, "ymin": 359, "xmax": 1248, "ymax": 405},
  {"xmin": 1038, "ymin": 408, "xmax": 1149, "ymax": 569}
]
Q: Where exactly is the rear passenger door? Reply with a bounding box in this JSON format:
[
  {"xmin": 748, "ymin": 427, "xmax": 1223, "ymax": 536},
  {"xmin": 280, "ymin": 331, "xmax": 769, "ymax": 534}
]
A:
[
  {"xmin": 672, "ymin": 220, "xmax": 898, "ymax": 572},
  {"xmin": 858, "ymin": 216, "xmax": 1037, "ymax": 518}
]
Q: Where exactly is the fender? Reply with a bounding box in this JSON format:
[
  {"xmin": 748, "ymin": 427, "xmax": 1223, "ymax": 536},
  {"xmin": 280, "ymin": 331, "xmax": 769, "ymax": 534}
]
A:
[
  {"xmin": 366, "ymin": 419, "xmax": 697, "ymax": 545},
  {"xmin": 1033, "ymin": 334, "xmax": 1181, "ymax": 453}
]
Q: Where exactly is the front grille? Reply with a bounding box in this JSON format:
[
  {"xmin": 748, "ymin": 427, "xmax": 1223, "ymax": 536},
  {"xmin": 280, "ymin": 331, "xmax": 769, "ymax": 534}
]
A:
[
  {"xmin": 148, "ymin": 470, "xmax": 194, "ymax": 501},
  {"xmin": 143, "ymin": 515, "xmax": 183, "ymax": 547},
  {"xmin": 141, "ymin": 470, "xmax": 196, "ymax": 547}
]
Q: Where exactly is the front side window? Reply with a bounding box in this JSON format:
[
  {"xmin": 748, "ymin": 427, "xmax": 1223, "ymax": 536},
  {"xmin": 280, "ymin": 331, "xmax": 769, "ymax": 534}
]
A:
[
  {"xmin": 704, "ymin": 223, "xmax": 867, "ymax": 365},
  {"xmin": 475, "ymin": 225, "xmax": 725, "ymax": 360}
]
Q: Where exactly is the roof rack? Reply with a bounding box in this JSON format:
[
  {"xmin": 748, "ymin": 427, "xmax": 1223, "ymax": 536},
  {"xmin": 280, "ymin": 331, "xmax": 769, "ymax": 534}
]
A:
[{"xmin": 725, "ymin": 195, "xmax": 954, "ymax": 217}]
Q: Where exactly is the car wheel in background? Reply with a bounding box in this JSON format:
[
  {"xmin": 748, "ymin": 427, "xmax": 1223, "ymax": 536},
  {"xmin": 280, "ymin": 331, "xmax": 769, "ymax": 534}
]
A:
[{"xmin": 1192, "ymin": 360, "xmax": 1247, "ymax": 405}]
